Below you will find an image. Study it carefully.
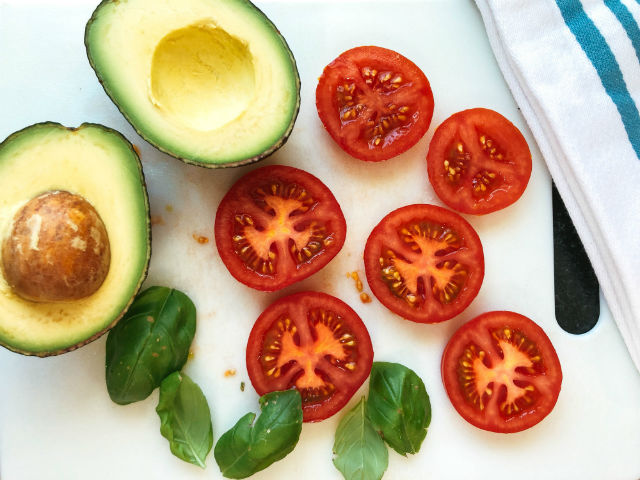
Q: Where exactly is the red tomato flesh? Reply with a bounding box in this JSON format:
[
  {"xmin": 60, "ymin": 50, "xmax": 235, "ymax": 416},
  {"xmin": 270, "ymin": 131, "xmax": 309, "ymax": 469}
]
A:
[
  {"xmin": 316, "ymin": 46, "xmax": 434, "ymax": 162},
  {"xmin": 214, "ymin": 165, "xmax": 346, "ymax": 291},
  {"xmin": 442, "ymin": 311, "xmax": 562, "ymax": 433},
  {"xmin": 246, "ymin": 291, "xmax": 374, "ymax": 422},
  {"xmin": 364, "ymin": 204, "xmax": 484, "ymax": 323},
  {"xmin": 427, "ymin": 108, "xmax": 532, "ymax": 214}
]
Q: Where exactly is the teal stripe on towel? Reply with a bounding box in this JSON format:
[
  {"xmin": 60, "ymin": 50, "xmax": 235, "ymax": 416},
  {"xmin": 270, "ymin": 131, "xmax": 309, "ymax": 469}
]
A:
[
  {"xmin": 556, "ymin": 0, "xmax": 640, "ymax": 159},
  {"xmin": 605, "ymin": 0, "xmax": 640, "ymax": 62}
]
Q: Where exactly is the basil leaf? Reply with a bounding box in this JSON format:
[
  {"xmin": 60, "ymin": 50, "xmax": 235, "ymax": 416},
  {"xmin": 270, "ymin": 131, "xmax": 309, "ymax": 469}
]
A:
[
  {"xmin": 367, "ymin": 362, "xmax": 431, "ymax": 456},
  {"xmin": 105, "ymin": 286, "xmax": 196, "ymax": 404},
  {"xmin": 333, "ymin": 397, "xmax": 388, "ymax": 480},
  {"xmin": 214, "ymin": 390, "xmax": 303, "ymax": 479},
  {"xmin": 156, "ymin": 371, "xmax": 213, "ymax": 468}
]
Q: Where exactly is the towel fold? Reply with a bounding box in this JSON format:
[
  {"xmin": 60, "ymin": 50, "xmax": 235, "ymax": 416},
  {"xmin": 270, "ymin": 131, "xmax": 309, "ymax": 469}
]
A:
[{"xmin": 474, "ymin": 0, "xmax": 640, "ymax": 372}]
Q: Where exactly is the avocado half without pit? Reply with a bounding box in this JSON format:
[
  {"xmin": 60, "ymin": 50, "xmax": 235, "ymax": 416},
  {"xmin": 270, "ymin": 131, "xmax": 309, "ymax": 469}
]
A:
[
  {"xmin": 85, "ymin": 0, "xmax": 301, "ymax": 168},
  {"xmin": 0, "ymin": 123, "xmax": 150, "ymax": 356}
]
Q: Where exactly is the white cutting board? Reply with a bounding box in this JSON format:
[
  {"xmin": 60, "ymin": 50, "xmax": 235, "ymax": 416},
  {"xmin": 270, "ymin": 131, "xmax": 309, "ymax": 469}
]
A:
[{"xmin": 1, "ymin": 1, "xmax": 639, "ymax": 479}]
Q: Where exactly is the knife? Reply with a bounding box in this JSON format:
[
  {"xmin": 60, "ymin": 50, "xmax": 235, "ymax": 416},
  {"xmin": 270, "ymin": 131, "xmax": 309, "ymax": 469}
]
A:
[{"xmin": 552, "ymin": 182, "xmax": 599, "ymax": 334}]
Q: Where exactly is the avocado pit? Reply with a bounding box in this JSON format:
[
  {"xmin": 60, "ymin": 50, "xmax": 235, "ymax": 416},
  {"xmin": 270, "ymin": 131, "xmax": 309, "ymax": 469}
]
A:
[{"xmin": 2, "ymin": 191, "xmax": 111, "ymax": 303}]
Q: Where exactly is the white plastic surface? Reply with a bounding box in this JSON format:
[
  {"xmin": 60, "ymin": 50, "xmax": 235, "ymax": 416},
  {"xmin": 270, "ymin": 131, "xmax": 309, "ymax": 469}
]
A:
[{"xmin": 1, "ymin": 1, "xmax": 639, "ymax": 479}]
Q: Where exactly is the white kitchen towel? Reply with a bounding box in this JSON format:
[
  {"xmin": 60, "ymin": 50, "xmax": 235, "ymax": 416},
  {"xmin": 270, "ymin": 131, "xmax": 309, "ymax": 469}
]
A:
[{"xmin": 473, "ymin": 0, "xmax": 640, "ymax": 372}]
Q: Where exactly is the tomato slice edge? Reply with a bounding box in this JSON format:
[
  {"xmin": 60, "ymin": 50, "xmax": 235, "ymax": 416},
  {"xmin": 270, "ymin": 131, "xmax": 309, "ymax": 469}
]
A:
[
  {"xmin": 246, "ymin": 291, "xmax": 374, "ymax": 422},
  {"xmin": 364, "ymin": 204, "xmax": 484, "ymax": 323},
  {"xmin": 427, "ymin": 108, "xmax": 532, "ymax": 215},
  {"xmin": 316, "ymin": 45, "xmax": 434, "ymax": 162},
  {"xmin": 441, "ymin": 311, "xmax": 562, "ymax": 433},
  {"xmin": 214, "ymin": 165, "xmax": 347, "ymax": 291}
]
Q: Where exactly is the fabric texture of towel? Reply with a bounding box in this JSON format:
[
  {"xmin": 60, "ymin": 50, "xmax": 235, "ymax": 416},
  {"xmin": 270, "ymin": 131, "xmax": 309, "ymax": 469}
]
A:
[{"xmin": 473, "ymin": 0, "xmax": 640, "ymax": 372}]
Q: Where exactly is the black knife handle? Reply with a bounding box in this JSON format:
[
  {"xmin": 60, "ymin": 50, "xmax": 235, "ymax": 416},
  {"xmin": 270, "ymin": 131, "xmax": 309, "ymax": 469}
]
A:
[{"xmin": 552, "ymin": 182, "xmax": 600, "ymax": 334}]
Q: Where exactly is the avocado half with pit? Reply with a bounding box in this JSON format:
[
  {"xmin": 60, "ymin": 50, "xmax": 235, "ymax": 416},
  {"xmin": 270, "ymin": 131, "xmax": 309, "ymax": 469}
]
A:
[
  {"xmin": 85, "ymin": 0, "xmax": 301, "ymax": 168},
  {"xmin": 0, "ymin": 123, "xmax": 150, "ymax": 356}
]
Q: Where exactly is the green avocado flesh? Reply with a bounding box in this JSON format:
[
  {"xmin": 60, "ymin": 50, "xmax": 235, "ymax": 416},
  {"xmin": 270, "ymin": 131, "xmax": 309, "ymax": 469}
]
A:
[
  {"xmin": 85, "ymin": 0, "xmax": 301, "ymax": 168},
  {"xmin": 0, "ymin": 123, "xmax": 150, "ymax": 356}
]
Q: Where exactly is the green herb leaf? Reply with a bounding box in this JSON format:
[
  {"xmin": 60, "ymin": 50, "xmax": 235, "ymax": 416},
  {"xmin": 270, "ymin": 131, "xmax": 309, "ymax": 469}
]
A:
[
  {"xmin": 367, "ymin": 362, "xmax": 431, "ymax": 456},
  {"xmin": 105, "ymin": 286, "xmax": 196, "ymax": 404},
  {"xmin": 156, "ymin": 371, "xmax": 213, "ymax": 468},
  {"xmin": 214, "ymin": 390, "xmax": 303, "ymax": 479},
  {"xmin": 333, "ymin": 397, "xmax": 388, "ymax": 480}
]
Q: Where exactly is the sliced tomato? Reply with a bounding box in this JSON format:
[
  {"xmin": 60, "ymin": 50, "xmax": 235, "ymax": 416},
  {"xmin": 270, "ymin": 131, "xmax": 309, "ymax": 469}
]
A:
[
  {"xmin": 427, "ymin": 108, "xmax": 532, "ymax": 215},
  {"xmin": 214, "ymin": 165, "xmax": 346, "ymax": 291},
  {"xmin": 316, "ymin": 46, "xmax": 434, "ymax": 162},
  {"xmin": 364, "ymin": 204, "xmax": 484, "ymax": 323},
  {"xmin": 246, "ymin": 291, "xmax": 374, "ymax": 422},
  {"xmin": 442, "ymin": 311, "xmax": 562, "ymax": 433}
]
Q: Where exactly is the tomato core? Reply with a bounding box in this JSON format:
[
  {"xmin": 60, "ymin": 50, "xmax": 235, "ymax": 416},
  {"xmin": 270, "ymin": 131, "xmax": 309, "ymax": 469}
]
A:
[
  {"xmin": 215, "ymin": 165, "xmax": 346, "ymax": 291},
  {"xmin": 337, "ymin": 69, "xmax": 416, "ymax": 150},
  {"xmin": 427, "ymin": 109, "xmax": 532, "ymax": 214},
  {"xmin": 442, "ymin": 311, "xmax": 562, "ymax": 433},
  {"xmin": 247, "ymin": 292, "xmax": 373, "ymax": 421},
  {"xmin": 364, "ymin": 204, "xmax": 484, "ymax": 323},
  {"xmin": 457, "ymin": 326, "xmax": 544, "ymax": 418},
  {"xmin": 233, "ymin": 181, "xmax": 331, "ymax": 275},
  {"xmin": 316, "ymin": 46, "xmax": 434, "ymax": 162},
  {"xmin": 260, "ymin": 308, "xmax": 360, "ymax": 406},
  {"xmin": 379, "ymin": 221, "xmax": 469, "ymax": 308}
]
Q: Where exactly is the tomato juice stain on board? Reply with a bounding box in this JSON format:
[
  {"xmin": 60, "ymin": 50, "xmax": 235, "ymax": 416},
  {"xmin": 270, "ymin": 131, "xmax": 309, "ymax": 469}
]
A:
[
  {"xmin": 151, "ymin": 215, "xmax": 165, "ymax": 226},
  {"xmin": 360, "ymin": 292, "xmax": 372, "ymax": 303},
  {"xmin": 348, "ymin": 271, "xmax": 373, "ymax": 303},
  {"xmin": 347, "ymin": 271, "xmax": 364, "ymax": 292},
  {"xmin": 193, "ymin": 234, "xmax": 209, "ymax": 244}
]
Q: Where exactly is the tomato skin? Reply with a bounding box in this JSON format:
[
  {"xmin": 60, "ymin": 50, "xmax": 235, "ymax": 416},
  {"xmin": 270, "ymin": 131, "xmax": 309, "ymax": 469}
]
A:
[
  {"xmin": 246, "ymin": 291, "xmax": 374, "ymax": 422},
  {"xmin": 441, "ymin": 311, "xmax": 562, "ymax": 433},
  {"xmin": 364, "ymin": 204, "xmax": 484, "ymax": 323},
  {"xmin": 214, "ymin": 165, "xmax": 346, "ymax": 291},
  {"xmin": 427, "ymin": 108, "xmax": 532, "ymax": 215},
  {"xmin": 316, "ymin": 45, "xmax": 434, "ymax": 162}
]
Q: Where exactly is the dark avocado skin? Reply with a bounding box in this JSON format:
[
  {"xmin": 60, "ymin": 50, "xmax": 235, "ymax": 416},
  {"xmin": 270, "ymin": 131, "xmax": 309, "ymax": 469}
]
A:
[
  {"xmin": 0, "ymin": 122, "xmax": 151, "ymax": 357},
  {"xmin": 84, "ymin": 0, "xmax": 301, "ymax": 169}
]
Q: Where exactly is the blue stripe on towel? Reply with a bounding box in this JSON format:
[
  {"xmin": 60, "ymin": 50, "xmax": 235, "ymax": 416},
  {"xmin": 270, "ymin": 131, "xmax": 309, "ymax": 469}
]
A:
[
  {"xmin": 605, "ymin": 0, "xmax": 640, "ymax": 61},
  {"xmin": 556, "ymin": 0, "xmax": 640, "ymax": 159}
]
